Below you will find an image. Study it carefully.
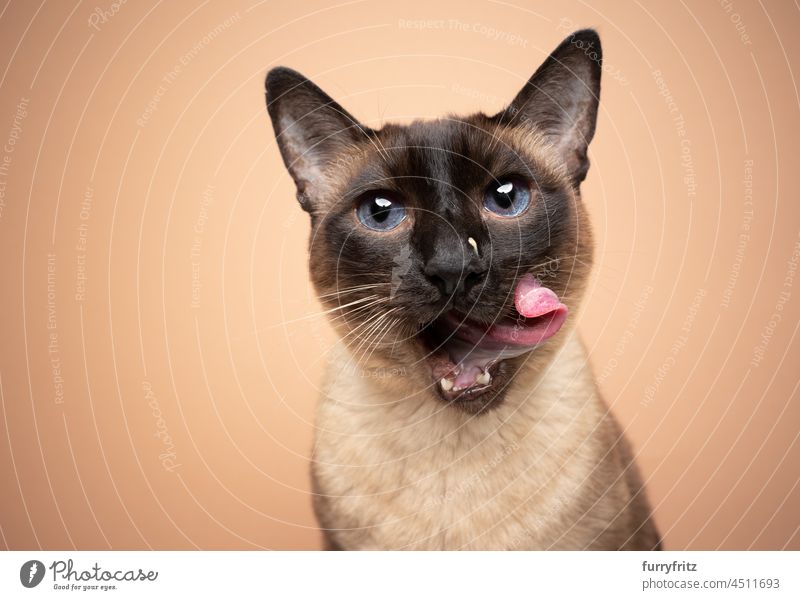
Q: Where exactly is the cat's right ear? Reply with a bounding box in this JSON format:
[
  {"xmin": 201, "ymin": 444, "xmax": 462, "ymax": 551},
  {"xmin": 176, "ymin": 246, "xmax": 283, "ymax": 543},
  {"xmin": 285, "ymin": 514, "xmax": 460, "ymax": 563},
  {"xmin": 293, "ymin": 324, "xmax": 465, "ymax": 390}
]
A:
[{"xmin": 265, "ymin": 67, "xmax": 368, "ymax": 212}]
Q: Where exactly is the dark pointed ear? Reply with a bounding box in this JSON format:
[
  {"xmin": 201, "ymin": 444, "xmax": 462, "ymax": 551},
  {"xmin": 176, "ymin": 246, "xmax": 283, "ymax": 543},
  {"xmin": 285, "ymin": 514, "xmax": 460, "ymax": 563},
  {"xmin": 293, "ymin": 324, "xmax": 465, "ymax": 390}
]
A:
[
  {"xmin": 496, "ymin": 29, "xmax": 602, "ymax": 186},
  {"xmin": 265, "ymin": 67, "xmax": 368, "ymax": 211}
]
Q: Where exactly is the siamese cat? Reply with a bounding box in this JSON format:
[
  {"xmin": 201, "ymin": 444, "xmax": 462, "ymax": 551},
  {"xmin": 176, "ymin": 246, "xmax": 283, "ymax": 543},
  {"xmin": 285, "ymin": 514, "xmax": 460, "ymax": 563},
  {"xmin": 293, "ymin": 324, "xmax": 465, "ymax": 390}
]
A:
[{"xmin": 265, "ymin": 29, "xmax": 661, "ymax": 550}]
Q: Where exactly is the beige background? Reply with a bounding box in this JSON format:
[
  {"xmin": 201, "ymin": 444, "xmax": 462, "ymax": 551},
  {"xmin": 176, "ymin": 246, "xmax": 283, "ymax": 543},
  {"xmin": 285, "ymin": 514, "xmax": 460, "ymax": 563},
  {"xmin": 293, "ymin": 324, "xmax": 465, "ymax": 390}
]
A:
[{"xmin": 0, "ymin": 0, "xmax": 798, "ymax": 550}]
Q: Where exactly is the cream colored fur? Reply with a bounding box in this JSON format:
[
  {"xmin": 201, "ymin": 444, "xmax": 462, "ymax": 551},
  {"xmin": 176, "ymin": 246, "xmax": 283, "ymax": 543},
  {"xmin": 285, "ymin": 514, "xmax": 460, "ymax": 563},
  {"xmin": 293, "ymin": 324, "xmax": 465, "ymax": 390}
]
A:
[{"xmin": 311, "ymin": 326, "xmax": 660, "ymax": 550}]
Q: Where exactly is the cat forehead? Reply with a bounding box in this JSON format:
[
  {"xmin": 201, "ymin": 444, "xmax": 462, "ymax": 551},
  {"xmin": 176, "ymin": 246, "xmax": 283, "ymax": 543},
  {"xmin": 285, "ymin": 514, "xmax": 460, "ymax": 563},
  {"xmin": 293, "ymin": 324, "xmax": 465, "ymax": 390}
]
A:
[
  {"xmin": 379, "ymin": 116, "xmax": 506, "ymax": 164},
  {"xmin": 342, "ymin": 116, "xmax": 565, "ymax": 197}
]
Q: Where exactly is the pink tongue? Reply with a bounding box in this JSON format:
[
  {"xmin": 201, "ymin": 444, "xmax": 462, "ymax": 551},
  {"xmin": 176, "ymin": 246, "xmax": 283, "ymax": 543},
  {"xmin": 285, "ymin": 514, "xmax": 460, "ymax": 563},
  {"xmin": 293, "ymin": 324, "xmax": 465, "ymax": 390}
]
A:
[
  {"xmin": 514, "ymin": 274, "xmax": 564, "ymax": 318},
  {"xmin": 439, "ymin": 275, "xmax": 568, "ymax": 392}
]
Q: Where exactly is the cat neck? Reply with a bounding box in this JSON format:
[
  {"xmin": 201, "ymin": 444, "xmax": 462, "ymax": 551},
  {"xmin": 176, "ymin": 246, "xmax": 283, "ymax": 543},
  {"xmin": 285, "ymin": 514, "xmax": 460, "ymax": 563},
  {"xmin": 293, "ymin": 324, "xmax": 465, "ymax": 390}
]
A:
[{"xmin": 318, "ymin": 330, "xmax": 597, "ymax": 450}]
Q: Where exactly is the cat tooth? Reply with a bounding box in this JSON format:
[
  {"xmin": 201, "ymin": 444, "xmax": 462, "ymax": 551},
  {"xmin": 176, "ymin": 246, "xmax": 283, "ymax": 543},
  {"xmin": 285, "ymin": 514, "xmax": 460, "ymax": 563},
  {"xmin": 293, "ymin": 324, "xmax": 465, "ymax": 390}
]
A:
[
  {"xmin": 476, "ymin": 370, "xmax": 491, "ymax": 385},
  {"xmin": 440, "ymin": 378, "xmax": 454, "ymax": 392}
]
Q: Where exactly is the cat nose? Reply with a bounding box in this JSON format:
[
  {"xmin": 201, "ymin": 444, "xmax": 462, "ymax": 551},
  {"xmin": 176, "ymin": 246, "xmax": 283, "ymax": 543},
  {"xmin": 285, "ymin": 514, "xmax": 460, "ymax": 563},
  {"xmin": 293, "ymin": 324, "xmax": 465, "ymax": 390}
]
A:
[{"xmin": 423, "ymin": 257, "xmax": 485, "ymax": 297}]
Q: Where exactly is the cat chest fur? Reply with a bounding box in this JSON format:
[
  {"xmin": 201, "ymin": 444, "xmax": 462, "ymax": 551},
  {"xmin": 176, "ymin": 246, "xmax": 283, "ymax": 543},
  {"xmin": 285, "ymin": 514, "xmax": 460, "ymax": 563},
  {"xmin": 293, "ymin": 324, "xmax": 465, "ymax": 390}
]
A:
[{"xmin": 311, "ymin": 337, "xmax": 638, "ymax": 550}]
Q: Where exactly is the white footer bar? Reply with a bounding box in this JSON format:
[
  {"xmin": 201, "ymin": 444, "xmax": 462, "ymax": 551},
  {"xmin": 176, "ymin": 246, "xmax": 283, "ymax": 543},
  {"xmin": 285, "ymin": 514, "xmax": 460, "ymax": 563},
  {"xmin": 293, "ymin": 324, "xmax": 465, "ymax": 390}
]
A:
[{"xmin": 1, "ymin": 551, "xmax": 798, "ymax": 599}]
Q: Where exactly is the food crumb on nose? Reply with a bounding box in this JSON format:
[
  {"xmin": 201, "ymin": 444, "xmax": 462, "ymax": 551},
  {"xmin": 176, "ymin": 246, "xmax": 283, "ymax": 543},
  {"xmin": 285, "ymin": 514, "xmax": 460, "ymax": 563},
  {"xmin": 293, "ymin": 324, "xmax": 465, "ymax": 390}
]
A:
[{"xmin": 467, "ymin": 236, "xmax": 479, "ymax": 257}]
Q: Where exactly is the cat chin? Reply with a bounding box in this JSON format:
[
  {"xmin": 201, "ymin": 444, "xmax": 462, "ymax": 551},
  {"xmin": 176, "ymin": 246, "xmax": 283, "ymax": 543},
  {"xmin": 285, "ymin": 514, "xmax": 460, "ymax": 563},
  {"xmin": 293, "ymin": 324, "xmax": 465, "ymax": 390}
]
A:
[{"xmin": 432, "ymin": 371, "xmax": 512, "ymax": 414}]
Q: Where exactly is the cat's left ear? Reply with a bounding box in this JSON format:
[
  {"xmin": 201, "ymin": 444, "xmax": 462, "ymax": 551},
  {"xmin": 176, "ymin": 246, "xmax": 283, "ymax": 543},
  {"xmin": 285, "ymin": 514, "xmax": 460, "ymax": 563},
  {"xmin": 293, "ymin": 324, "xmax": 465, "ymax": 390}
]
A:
[
  {"xmin": 265, "ymin": 67, "xmax": 368, "ymax": 211},
  {"xmin": 496, "ymin": 29, "xmax": 602, "ymax": 186}
]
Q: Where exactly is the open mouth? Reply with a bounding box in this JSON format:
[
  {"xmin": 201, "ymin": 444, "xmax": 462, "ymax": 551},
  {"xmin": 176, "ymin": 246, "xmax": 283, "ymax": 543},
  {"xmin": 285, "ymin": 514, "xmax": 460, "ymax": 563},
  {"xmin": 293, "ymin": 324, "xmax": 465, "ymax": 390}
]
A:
[{"xmin": 421, "ymin": 274, "xmax": 568, "ymax": 402}]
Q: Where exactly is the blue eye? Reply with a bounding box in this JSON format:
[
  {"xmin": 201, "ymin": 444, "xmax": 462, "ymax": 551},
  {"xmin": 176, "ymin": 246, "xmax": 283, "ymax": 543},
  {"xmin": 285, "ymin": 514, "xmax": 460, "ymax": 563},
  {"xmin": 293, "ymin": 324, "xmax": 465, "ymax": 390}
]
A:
[
  {"xmin": 483, "ymin": 178, "xmax": 531, "ymax": 217},
  {"xmin": 356, "ymin": 193, "xmax": 406, "ymax": 231}
]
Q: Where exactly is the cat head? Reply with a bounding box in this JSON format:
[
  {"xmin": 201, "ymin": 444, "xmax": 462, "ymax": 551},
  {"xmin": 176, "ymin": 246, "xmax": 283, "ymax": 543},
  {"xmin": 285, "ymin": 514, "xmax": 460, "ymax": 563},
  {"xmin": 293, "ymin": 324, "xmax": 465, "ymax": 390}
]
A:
[{"xmin": 265, "ymin": 29, "xmax": 601, "ymax": 413}]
